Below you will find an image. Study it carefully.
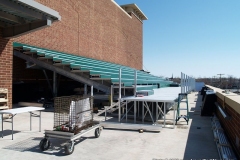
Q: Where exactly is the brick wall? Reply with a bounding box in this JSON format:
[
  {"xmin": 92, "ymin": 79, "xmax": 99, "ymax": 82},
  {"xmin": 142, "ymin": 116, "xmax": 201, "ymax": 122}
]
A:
[
  {"xmin": 13, "ymin": 0, "xmax": 143, "ymax": 69},
  {"xmin": 216, "ymin": 97, "xmax": 240, "ymax": 157},
  {"xmin": 0, "ymin": 29, "xmax": 13, "ymax": 108},
  {"xmin": 13, "ymin": 56, "xmax": 49, "ymax": 81},
  {"xmin": 1, "ymin": 0, "xmax": 145, "ymax": 107}
]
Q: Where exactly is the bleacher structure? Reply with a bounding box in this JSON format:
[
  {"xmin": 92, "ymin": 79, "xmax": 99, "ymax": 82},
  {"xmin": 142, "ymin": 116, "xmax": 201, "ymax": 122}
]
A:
[
  {"xmin": 211, "ymin": 115, "xmax": 237, "ymax": 160},
  {"xmin": 13, "ymin": 42, "xmax": 172, "ymax": 96}
]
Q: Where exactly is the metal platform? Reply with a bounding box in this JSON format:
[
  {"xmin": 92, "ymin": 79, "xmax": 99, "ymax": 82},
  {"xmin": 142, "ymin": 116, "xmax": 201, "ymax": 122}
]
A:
[
  {"xmin": 100, "ymin": 121, "xmax": 161, "ymax": 132},
  {"xmin": 100, "ymin": 87, "xmax": 181, "ymax": 130}
]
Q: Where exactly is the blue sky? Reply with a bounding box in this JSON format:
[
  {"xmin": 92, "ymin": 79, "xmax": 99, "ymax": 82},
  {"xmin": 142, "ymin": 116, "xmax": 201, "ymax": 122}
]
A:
[{"xmin": 115, "ymin": 0, "xmax": 240, "ymax": 79}]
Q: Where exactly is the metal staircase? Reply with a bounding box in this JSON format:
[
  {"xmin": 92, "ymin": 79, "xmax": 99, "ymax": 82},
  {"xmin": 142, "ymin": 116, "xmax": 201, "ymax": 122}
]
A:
[{"xmin": 95, "ymin": 101, "xmax": 127, "ymax": 116}]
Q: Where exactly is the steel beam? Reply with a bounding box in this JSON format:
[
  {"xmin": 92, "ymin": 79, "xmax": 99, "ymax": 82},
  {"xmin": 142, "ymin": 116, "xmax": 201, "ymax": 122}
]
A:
[
  {"xmin": 3, "ymin": 19, "xmax": 52, "ymax": 38},
  {"xmin": 0, "ymin": 21, "xmax": 12, "ymax": 27},
  {"xmin": 14, "ymin": 51, "xmax": 110, "ymax": 93},
  {"xmin": 0, "ymin": 0, "xmax": 48, "ymax": 20},
  {"xmin": 0, "ymin": 10, "xmax": 25, "ymax": 24}
]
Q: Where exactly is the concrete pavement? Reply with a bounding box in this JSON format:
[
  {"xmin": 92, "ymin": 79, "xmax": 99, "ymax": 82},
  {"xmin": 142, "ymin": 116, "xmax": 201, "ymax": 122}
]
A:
[{"xmin": 0, "ymin": 92, "xmax": 219, "ymax": 160}]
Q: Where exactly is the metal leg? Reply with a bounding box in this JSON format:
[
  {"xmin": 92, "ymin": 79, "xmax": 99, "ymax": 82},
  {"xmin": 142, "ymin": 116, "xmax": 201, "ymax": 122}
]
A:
[
  {"xmin": 137, "ymin": 101, "xmax": 139, "ymax": 118},
  {"xmin": 12, "ymin": 115, "xmax": 13, "ymax": 140},
  {"xmin": 118, "ymin": 101, "xmax": 121, "ymax": 122},
  {"xmin": 156, "ymin": 102, "xmax": 158, "ymax": 122},
  {"xmin": 164, "ymin": 102, "xmax": 166, "ymax": 127},
  {"xmin": 126, "ymin": 101, "xmax": 128, "ymax": 122},
  {"xmin": 134, "ymin": 101, "xmax": 136, "ymax": 123},
  {"xmin": 105, "ymin": 106, "xmax": 107, "ymax": 121},
  {"xmin": 173, "ymin": 102, "xmax": 176, "ymax": 129},
  {"xmin": 152, "ymin": 102, "xmax": 153, "ymax": 120},
  {"xmin": 39, "ymin": 111, "xmax": 41, "ymax": 132},
  {"xmin": 142, "ymin": 102, "xmax": 144, "ymax": 123},
  {"xmin": 30, "ymin": 112, "xmax": 32, "ymax": 131},
  {"xmin": 1, "ymin": 114, "xmax": 3, "ymax": 138}
]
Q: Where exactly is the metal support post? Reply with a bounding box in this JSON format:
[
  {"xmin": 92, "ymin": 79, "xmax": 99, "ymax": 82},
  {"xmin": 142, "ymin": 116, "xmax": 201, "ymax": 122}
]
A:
[
  {"xmin": 126, "ymin": 101, "xmax": 128, "ymax": 122},
  {"xmin": 134, "ymin": 70, "xmax": 137, "ymax": 123},
  {"xmin": 134, "ymin": 70, "xmax": 137, "ymax": 96},
  {"xmin": 12, "ymin": 116, "xmax": 13, "ymax": 140},
  {"xmin": 53, "ymin": 71, "xmax": 57, "ymax": 97},
  {"xmin": 110, "ymin": 85, "xmax": 113, "ymax": 106},
  {"xmin": 84, "ymin": 84, "xmax": 87, "ymax": 95},
  {"xmin": 105, "ymin": 106, "xmax": 107, "ymax": 121},
  {"xmin": 39, "ymin": 111, "xmax": 41, "ymax": 132},
  {"xmin": 118, "ymin": 68, "xmax": 122, "ymax": 122},
  {"xmin": 184, "ymin": 74, "xmax": 186, "ymax": 93},
  {"xmin": 1, "ymin": 114, "xmax": 3, "ymax": 138},
  {"xmin": 138, "ymin": 101, "xmax": 139, "ymax": 118},
  {"xmin": 164, "ymin": 102, "xmax": 166, "ymax": 127},
  {"xmin": 142, "ymin": 101, "xmax": 144, "ymax": 123},
  {"xmin": 181, "ymin": 72, "xmax": 183, "ymax": 93},
  {"xmin": 152, "ymin": 102, "xmax": 153, "ymax": 118},
  {"xmin": 91, "ymin": 85, "xmax": 93, "ymax": 96},
  {"xmin": 173, "ymin": 102, "xmax": 176, "ymax": 129},
  {"xmin": 30, "ymin": 112, "xmax": 32, "ymax": 131},
  {"xmin": 134, "ymin": 101, "xmax": 136, "ymax": 123}
]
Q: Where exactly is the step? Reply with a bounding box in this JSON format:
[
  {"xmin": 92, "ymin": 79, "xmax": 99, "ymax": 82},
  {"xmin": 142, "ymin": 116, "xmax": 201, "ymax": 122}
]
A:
[
  {"xmin": 178, "ymin": 108, "xmax": 188, "ymax": 110},
  {"xmin": 179, "ymin": 100, "xmax": 188, "ymax": 102}
]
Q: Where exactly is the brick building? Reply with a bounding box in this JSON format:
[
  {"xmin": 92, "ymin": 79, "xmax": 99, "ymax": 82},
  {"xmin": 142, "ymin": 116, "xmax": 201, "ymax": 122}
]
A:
[{"xmin": 0, "ymin": 0, "xmax": 171, "ymax": 109}]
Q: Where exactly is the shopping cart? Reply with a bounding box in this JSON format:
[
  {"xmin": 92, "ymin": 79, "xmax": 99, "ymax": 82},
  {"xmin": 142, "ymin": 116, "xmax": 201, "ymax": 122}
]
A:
[{"xmin": 39, "ymin": 95, "xmax": 102, "ymax": 155}]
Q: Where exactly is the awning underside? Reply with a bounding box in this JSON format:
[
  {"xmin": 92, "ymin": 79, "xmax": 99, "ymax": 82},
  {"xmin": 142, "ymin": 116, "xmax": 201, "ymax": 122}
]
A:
[
  {"xmin": 13, "ymin": 42, "xmax": 172, "ymax": 93},
  {"xmin": 0, "ymin": 0, "xmax": 61, "ymax": 38}
]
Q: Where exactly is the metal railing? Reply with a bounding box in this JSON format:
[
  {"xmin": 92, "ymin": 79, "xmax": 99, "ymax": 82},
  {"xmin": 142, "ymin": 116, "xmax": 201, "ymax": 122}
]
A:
[{"xmin": 181, "ymin": 72, "xmax": 195, "ymax": 94}]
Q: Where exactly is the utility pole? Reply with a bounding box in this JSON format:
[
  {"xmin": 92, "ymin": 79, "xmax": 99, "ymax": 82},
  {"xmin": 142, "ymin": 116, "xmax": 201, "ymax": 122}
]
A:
[{"xmin": 217, "ymin": 74, "xmax": 224, "ymax": 82}]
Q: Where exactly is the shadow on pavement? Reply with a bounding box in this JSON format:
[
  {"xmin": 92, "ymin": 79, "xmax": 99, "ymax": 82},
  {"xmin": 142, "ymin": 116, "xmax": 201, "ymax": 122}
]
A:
[
  {"xmin": 183, "ymin": 92, "xmax": 219, "ymax": 159},
  {"xmin": 2, "ymin": 136, "xmax": 90, "ymax": 156}
]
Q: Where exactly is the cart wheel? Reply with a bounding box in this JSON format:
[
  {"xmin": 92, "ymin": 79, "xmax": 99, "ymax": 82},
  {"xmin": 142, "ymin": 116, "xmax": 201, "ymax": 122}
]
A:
[
  {"xmin": 39, "ymin": 138, "xmax": 50, "ymax": 151},
  {"xmin": 65, "ymin": 142, "xmax": 75, "ymax": 155},
  {"xmin": 95, "ymin": 128, "xmax": 100, "ymax": 138},
  {"xmin": 139, "ymin": 129, "xmax": 144, "ymax": 133}
]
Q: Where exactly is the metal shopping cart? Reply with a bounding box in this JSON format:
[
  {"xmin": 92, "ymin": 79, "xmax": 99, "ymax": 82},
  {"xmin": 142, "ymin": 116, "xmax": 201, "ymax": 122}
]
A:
[{"xmin": 39, "ymin": 95, "xmax": 102, "ymax": 155}]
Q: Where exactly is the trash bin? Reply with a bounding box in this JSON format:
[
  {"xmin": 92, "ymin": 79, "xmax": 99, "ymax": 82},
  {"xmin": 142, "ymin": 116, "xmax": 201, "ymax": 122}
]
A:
[{"xmin": 201, "ymin": 91, "xmax": 216, "ymax": 116}]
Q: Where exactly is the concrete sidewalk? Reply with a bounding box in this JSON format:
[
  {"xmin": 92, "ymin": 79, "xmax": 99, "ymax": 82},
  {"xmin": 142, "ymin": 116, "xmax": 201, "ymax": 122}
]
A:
[{"xmin": 0, "ymin": 92, "xmax": 219, "ymax": 160}]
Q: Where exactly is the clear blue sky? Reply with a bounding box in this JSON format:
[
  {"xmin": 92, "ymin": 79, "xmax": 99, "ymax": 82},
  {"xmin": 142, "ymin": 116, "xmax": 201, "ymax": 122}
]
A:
[{"xmin": 115, "ymin": 0, "xmax": 240, "ymax": 79}]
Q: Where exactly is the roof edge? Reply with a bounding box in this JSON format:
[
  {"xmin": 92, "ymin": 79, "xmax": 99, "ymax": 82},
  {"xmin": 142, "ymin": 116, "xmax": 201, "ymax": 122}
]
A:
[
  {"xmin": 120, "ymin": 3, "xmax": 147, "ymax": 21},
  {"xmin": 17, "ymin": 0, "xmax": 61, "ymax": 20}
]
